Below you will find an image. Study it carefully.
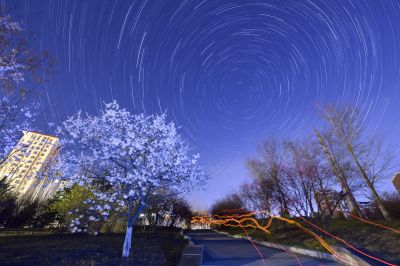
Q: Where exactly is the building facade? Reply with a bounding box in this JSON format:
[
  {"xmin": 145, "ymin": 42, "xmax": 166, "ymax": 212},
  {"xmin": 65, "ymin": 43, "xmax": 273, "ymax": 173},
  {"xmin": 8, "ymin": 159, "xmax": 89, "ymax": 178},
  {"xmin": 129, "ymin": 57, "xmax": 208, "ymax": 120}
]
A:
[
  {"xmin": 0, "ymin": 131, "xmax": 63, "ymax": 202},
  {"xmin": 315, "ymin": 189, "xmax": 354, "ymax": 217},
  {"xmin": 392, "ymin": 173, "xmax": 400, "ymax": 194}
]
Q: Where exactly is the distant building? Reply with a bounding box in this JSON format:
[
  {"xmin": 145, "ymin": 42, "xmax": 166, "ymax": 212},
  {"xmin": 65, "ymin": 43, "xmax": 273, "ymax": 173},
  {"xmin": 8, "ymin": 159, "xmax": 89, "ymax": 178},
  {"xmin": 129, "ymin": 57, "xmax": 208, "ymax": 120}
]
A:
[
  {"xmin": 357, "ymin": 201, "xmax": 377, "ymax": 216},
  {"xmin": 315, "ymin": 189, "xmax": 344, "ymax": 216},
  {"xmin": 0, "ymin": 131, "xmax": 64, "ymax": 202},
  {"xmin": 392, "ymin": 173, "xmax": 400, "ymax": 194},
  {"xmin": 315, "ymin": 189, "xmax": 378, "ymax": 218}
]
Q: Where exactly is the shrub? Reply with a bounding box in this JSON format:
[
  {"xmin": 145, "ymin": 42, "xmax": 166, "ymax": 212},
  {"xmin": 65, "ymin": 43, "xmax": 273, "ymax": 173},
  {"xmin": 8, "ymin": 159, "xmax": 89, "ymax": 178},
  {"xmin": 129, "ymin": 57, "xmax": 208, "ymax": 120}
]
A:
[{"xmin": 382, "ymin": 192, "xmax": 400, "ymax": 219}]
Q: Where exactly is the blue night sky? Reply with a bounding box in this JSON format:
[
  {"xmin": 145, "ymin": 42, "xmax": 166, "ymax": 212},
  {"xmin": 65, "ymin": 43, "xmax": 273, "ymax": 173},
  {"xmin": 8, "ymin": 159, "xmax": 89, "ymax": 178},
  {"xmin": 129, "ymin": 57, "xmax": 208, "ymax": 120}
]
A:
[{"xmin": 5, "ymin": 0, "xmax": 400, "ymax": 209}]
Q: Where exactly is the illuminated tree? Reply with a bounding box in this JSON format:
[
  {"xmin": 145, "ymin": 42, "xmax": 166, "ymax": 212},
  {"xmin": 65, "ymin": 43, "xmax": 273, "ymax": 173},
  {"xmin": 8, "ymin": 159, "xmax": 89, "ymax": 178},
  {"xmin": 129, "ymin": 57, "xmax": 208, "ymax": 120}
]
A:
[
  {"xmin": 0, "ymin": 9, "xmax": 52, "ymax": 164},
  {"xmin": 0, "ymin": 97, "xmax": 39, "ymax": 162},
  {"xmin": 0, "ymin": 10, "xmax": 53, "ymax": 96},
  {"xmin": 58, "ymin": 101, "xmax": 207, "ymax": 258}
]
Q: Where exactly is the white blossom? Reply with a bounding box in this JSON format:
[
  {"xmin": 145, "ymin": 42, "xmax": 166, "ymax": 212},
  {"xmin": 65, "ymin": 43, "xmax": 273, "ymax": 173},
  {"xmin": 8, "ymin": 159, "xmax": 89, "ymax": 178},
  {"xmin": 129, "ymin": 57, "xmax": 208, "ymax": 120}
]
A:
[{"xmin": 57, "ymin": 100, "xmax": 207, "ymax": 255}]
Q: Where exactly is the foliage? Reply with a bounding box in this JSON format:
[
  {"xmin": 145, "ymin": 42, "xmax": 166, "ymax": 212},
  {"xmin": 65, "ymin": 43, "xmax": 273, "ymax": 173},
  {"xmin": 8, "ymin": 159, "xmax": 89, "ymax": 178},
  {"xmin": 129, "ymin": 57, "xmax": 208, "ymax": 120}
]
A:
[
  {"xmin": 0, "ymin": 9, "xmax": 54, "ymax": 96},
  {"xmin": 211, "ymin": 192, "xmax": 248, "ymax": 217},
  {"xmin": 99, "ymin": 213, "xmax": 127, "ymax": 233},
  {"xmin": 141, "ymin": 192, "xmax": 192, "ymax": 229},
  {"xmin": 7, "ymin": 199, "xmax": 39, "ymax": 228},
  {"xmin": 0, "ymin": 176, "xmax": 57, "ymax": 228},
  {"xmin": 32, "ymin": 198, "xmax": 59, "ymax": 228},
  {"xmin": 142, "ymin": 189, "xmax": 175, "ymax": 229},
  {"xmin": 0, "ymin": 7, "xmax": 52, "ymax": 163},
  {"xmin": 169, "ymin": 197, "xmax": 192, "ymax": 228},
  {"xmin": 0, "ymin": 176, "xmax": 17, "ymax": 227},
  {"xmin": 0, "ymin": 97, "xmax": 39, "ymax": 161},
  {"xmin": 47, "ymin": 185, "xmax": 96, "ymax": 230},
  {"xmin": 381, "ymin": 192, "xmax": 400, "ymax": 219}
]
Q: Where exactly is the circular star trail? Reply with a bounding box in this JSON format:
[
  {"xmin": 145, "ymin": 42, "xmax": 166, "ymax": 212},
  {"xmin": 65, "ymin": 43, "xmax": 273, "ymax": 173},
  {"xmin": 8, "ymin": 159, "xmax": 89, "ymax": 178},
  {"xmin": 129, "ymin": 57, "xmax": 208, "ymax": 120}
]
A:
[{"xmin": 6, "ymin": 0, "xmax": 400, "ymax": 204}]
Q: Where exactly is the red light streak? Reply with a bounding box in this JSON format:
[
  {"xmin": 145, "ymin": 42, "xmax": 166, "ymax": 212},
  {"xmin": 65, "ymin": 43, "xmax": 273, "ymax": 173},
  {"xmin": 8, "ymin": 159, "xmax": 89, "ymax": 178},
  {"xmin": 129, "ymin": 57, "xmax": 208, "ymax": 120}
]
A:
[
  {"xmin": 238, "ymin": 224, "xmax": 267, "ymax": 266},
  {"xmin": 192, "ymin": 210, "xmax": 399, "ymax": 266},
  {"xmin": 192, "ymin": 212, "xmax": 355, "ymax": 265},
  {"xmin": 299, "ymin": 217, "xmax": 397, "ymax": 266},
  {"xmin": 346, "ymin": 213, "xmax": 400, "ymax": 234}
]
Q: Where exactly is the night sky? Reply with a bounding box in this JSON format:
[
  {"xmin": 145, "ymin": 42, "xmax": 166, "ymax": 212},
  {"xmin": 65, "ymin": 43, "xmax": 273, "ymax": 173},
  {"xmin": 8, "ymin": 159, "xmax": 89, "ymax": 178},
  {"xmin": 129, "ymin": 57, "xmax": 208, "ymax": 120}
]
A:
[{"xmin": 5, "ymin": 0, "xmax": 400, "ymax": 209}]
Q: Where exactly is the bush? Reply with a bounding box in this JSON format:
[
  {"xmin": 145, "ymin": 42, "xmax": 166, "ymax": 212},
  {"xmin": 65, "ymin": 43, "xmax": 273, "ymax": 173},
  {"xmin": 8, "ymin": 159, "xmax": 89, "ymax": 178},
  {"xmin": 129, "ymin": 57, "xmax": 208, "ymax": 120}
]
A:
[
  {"xmin": 7, "ymin": 199, "xmax": 39, "ymax": 228},
  {"xmin": 47, "ymin": 184, "xmax": 94, "ymax": 230},
  {"xmin": 382, "ymin": 192, "xmax": 400, "ymax": 219},
  {"xmin": 0, "ymin": 179, "xmax": 17, "ymax": 227},
  {"xmin": 100, "ymin": 214, "xmax": 126, "ymax": 233}
]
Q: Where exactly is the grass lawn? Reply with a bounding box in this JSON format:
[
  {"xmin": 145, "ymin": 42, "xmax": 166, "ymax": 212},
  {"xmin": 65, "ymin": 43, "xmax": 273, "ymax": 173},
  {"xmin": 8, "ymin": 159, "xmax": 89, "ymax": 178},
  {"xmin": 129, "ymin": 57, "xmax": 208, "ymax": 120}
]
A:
[
  {"xmin": 0, "ymin": 229, "xmax": 187, "ymax": 266},
  {"xmin": 215, "ymin": 218, "xmax": 400, "ymax": 264}
]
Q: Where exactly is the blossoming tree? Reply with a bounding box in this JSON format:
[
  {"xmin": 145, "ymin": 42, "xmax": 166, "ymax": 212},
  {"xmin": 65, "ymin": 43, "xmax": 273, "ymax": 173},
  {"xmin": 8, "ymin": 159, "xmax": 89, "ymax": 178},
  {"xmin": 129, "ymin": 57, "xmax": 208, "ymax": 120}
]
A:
[
  {"xmin": 1, "ymin": 10, "xmax": 53, "ymax": 96},
  {"xmin": 58, "ymin": 101, "xmax": 207, "ymax": 258},
  {"xmin": 1, "ymin": 9, "xmax": 52, "ymax": 164},
  {"xmin": 0, "ymin": 97, "xmax": 39, "ymax": 163}
]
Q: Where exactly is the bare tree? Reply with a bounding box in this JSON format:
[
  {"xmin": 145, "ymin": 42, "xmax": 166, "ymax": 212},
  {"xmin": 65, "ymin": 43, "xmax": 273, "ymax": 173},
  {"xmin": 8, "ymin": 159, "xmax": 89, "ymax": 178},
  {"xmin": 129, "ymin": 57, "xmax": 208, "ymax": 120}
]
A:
[
  {"xmin": 210, "ymin": 192, "xmax": 247, "ymax": 217},
  {"xmin": 285, "ymin": 140, "xmax": 317, "ymax": 217},
  {"xmin": 315, "ymin": 129, "xmax": 365, "ymax": 218},
  {"xmin": 169, "ymin": 197, "xmax": 192, "ymax": 228},
  {"xmin": 239, "ymin": 178, "xmax": 274, "ymax": 216},
  {"xmin": 247, "ymin": 139, "xmax": 290, "ymax": 216},
  {"xmin": 300, "ymin": 140, "xmax": 337, "ymax": 217},
  {"xmin": 321, "ymin": 105, "xmax": 393, "ymax": 220}
]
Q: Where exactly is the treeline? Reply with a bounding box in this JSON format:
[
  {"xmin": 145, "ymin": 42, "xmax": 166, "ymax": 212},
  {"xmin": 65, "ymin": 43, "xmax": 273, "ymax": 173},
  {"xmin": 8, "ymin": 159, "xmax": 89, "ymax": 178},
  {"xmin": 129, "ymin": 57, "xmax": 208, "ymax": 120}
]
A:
[
  {"xmin": 212, "ymin": 105, "xmax": 400, "ymax": 221},
  {"xmin": 0, "ymin": 181, "xmax": 193, "ymax": 232}
]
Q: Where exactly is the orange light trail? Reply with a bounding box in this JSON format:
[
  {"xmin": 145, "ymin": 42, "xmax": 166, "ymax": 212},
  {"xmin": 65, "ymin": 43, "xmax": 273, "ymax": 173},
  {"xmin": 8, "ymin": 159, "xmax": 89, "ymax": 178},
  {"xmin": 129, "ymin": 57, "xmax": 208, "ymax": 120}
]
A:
[
  {"xmin": 191, "ymin": 210, "xmax": 399, "ymax": 266},
  {"xmin": 191, "ymin": 212, "xmax": 355, "ymax": 265}
]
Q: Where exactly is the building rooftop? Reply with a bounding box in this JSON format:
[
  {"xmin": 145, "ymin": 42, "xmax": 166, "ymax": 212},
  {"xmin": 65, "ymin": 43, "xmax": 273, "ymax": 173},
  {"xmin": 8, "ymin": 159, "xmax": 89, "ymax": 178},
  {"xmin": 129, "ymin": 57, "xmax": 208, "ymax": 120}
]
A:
[{"xmin": 23, "ymin": 130, "xmax": 59, "ymax": 139}]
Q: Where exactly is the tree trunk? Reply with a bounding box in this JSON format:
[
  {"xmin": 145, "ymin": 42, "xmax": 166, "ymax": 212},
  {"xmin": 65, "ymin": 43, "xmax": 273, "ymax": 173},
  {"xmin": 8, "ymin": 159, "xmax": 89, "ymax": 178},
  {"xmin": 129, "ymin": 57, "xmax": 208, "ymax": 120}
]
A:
[
  {"xmin": 122, "ymin": 225, "xmax": 133, "ymax": 258},
  {"xmin": 307, "ymin": 190, "xmax": 315, "ymax": 217},
  {"xmin": 169, "ymin": 217, "xmax": 176, "ymax": 228},
  {"xmin": 315, "ymin": 130, "xmax": 364, "ymax": 218},
  {"xmin": 346, "ymin": 144, "xmax": 392, "ymax": 220},
  {"xmin": 122, "ymin": 202, "xmax": 144, "ymax": 258},
  {"xmin": 273, "ymin": 174, "xmax": 290, "ymax": 216},
  {"xmin": 315, "ymin": 179, "xmax": 334, "ymax": 217},
  {"xmin": 300, "ymin": 175, "xmax": 314, "ymax": 217}
]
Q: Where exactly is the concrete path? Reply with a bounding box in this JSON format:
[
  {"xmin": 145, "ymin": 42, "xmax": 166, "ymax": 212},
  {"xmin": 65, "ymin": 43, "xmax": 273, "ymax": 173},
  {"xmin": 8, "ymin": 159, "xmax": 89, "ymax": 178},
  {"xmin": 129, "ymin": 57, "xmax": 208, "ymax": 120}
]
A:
[{"xmin": 187, "ymin": 231, "xmax": 341, "ymax": 266}]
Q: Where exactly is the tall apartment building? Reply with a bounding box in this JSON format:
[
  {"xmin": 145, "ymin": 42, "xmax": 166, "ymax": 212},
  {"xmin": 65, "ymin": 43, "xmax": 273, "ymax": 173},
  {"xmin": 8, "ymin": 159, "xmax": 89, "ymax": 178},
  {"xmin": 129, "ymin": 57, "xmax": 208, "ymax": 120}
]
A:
[{"xmin": 0, "ymin": 131, "xmax": 63, "ymax": 202}]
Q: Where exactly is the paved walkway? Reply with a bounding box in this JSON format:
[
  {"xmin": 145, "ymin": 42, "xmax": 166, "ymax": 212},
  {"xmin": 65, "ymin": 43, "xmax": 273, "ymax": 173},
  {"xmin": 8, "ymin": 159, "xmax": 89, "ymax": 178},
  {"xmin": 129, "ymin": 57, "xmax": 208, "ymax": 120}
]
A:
[{"xmin": 187, "ymin": 231, "xmax": 341, "ymax": 266}]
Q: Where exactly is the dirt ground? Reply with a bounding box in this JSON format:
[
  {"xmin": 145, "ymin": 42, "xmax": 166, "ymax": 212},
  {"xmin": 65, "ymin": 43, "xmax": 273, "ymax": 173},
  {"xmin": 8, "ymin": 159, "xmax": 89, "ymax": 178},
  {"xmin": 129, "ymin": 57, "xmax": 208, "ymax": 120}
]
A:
[{"xmin": 0, "ymin": 230, "xmax": 187, "ymax": 266}]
